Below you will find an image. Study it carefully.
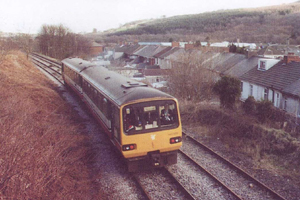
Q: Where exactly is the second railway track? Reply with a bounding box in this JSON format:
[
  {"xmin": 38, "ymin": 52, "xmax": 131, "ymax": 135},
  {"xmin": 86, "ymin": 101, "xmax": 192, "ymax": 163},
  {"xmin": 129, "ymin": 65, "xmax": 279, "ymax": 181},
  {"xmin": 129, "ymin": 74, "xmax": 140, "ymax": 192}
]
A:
[
  {"xmin": 181, "ymin": 131, "xmax": 287, "ymax": 200},
  {"xmin": 30, "ymin": 53, "xmax": 63, "ymax": 84}
]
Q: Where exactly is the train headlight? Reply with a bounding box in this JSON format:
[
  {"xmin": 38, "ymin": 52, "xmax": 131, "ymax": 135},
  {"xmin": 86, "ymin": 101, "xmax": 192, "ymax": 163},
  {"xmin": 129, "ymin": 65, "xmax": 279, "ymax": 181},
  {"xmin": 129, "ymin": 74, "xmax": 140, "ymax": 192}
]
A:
[
  {"xmin": 170, "ymin": 137, "xmax": 182, "ymax": 144},
  {"xmin": 122, "ymin": 144, "xmax": 136, "ymax": 151}
]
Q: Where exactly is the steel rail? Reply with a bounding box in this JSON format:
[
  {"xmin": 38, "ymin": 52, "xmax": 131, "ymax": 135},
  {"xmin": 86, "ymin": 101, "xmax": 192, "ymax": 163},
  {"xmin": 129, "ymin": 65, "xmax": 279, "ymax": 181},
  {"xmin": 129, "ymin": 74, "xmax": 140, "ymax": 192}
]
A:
[
  {"xmin": 30, "ymin": 55, "xmax": 63, "ymax": 84},
  {"xmin": 162, "ymin": 167, "xmax": 197, "ymax": 200},
  {"xmin": 131, "ymin": 174, "xmax": 152, "ymax": 200},
  {"xmin": 30, "ymin": 52, "xmax": 62, "ymax": 68},
  {"xmin": 178, "ymin": 149, "xmax": 243, "ymax": 200},
  {"xmin": 182, "ymin": 131, "xmax": 287, "ymax": 200}
]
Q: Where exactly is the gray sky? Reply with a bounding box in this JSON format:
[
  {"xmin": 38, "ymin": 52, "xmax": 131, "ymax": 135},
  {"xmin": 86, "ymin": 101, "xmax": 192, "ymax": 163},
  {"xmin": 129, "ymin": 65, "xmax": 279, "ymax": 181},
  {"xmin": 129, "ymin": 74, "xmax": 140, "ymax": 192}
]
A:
[{"xmin": 0, "ymin": 0, "xmax": 297, "ymax": 34}]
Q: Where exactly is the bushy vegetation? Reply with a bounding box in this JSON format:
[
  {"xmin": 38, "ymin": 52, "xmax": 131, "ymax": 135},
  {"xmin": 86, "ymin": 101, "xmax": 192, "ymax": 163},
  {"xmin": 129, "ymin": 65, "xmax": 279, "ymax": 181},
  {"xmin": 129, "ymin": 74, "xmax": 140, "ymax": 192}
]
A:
[
  {"xmin": 213, "ymin": 76, "xmax": 241, "ymax": 109},
  {"xmin": 180, "ymin": 100, "xmax": 300, "ymax": 185},
  {"xmin": 0, "ymin": 51, "xmax": 98, "ymax": 199},
  {"xmin": 242, "ymin": 96, "xmax": 286, "ymax": 124}
]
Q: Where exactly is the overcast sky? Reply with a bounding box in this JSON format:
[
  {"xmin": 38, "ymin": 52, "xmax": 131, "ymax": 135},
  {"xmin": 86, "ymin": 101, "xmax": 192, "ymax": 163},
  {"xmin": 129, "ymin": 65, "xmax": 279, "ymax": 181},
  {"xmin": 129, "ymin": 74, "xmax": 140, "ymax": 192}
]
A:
[{"xmin": 0, "ymin": 0, "xmax": 297, "ymax": 34}]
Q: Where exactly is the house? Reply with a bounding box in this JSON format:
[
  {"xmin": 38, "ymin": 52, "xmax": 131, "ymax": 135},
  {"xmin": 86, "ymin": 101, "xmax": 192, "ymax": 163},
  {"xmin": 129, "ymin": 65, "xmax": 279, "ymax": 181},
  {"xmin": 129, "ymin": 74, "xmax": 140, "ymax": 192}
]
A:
[
  {"xmin": 133, "ymin": 45, "xmax": 164, "ymax": 66},
  {"xmin": 156, "ymin": 47, "xmax": 184, "ymax": 69},
  {"xmin": 90, "ymin": 42, "xmax": 104, "ymax": 56},
  {"xmin": 143, "ymin": 69, "xmax": 169, "ymax": 85},
  {"xmin": 240, "ymin": 54, "xmax": 300, "ymax": 117}
]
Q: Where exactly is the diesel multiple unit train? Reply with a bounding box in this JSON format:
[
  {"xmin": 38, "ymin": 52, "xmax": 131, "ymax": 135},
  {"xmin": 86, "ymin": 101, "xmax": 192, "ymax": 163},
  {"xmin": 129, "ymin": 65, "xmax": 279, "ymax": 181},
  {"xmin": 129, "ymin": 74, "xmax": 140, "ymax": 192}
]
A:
[{"xmin": 62, "ymin": 58, "xmax": 182, "ymax": 171}]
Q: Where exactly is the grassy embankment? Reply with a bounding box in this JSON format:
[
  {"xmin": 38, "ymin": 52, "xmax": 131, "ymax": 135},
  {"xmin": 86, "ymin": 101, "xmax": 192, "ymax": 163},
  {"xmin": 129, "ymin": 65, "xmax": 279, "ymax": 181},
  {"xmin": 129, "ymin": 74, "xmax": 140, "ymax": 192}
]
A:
[
  {"xmin": 179, "ymin": 100, "xmax": 300, "ymax": 187},
  {"xmin": 0, "ymin": 51, "xmax": 99, "ymax": 199}
]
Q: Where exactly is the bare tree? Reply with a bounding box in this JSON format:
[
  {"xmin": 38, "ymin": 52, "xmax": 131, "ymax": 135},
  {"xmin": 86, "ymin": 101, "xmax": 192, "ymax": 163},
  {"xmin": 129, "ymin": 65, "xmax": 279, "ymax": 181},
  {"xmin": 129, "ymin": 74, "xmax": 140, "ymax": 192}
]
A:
[
  {"xmin": 167, "ymin": 50, "xmax": 218, "ymax": 101},
  {"xmin": 15, "ymin": 33, "xmax": 34, "ymax": 59},
  {"xmin": 36, "ymin": 24, "xmax": 92, "ymax": 59},
  {"xmin": 0, "ymin": 35, "xmax": 19, "ymax": 64}
]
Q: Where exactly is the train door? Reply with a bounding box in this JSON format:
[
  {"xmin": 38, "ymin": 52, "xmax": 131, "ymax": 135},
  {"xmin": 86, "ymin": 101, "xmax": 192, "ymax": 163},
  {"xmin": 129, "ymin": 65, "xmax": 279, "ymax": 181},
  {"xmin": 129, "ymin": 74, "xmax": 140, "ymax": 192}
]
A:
[{"xmin": 113, "ymin": 106, "xmax": 121, "ymax": 144}]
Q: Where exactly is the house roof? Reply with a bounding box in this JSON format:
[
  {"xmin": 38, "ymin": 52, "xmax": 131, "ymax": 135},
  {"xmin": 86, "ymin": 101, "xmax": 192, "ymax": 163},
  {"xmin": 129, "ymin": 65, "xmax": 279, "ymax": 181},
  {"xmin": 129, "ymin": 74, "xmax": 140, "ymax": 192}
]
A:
[
  {"xmin": 153, "ymin": 46, "xmax": 172, "ymax": 58},
  {"xmin": 124, "ymin": 44, "xmax": 143, "ymax": 55},
  {"xmin": 212, "ymin": 53, "xmax": 246, "ymax": 74},
  {"xmin": 144, "ymin": 69, "xmax": 168, "ymax": 76},
  {"xmin": 224, "ymin": 56, "xmax": 262, "ymax": 78},
  {"xmin": 158, "ymin": 47, "xmax": 181, "ymax": 59},
  {"xmin": 133, "ymin": 45, "xmax": 160, "ymax": 58},
  {"xmin": 240, "ymin": 61, "xmax": 300, "ymax": 96},
  {"xmin": 283, "ymin": 79, "xmax": 300, "ymax": 97},
  {"xmin": 257, "ymin": 46, "xmax": 285, "ymax": 56},
  {"xmin": 114, "ymin": 44, "xmax": 142, "ymax": 55}
]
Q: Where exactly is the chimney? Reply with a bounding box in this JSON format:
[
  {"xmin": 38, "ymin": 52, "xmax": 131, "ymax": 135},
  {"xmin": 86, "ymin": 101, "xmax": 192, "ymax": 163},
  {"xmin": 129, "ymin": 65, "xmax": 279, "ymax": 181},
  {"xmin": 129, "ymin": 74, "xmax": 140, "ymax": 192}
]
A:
[
  {"xmin": 172, "ymin": 42, "xmax": 179, "ymax": 47},
  {"xmin": 184, "ymin": 43, "xmax": 194, "ymax": 50},
  {"xmin": 246, "ymin": 50, "xmax": 258, "ymax": 58},
  {"xmin": 284, "ymin": 53, "xmax": 300, "ymax": 64}
]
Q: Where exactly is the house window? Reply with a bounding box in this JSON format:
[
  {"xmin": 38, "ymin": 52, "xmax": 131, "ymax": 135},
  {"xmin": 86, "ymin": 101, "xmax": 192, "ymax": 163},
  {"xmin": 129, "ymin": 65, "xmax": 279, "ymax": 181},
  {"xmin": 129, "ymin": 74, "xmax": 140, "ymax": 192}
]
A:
[
  {"xmin": 259, "ymin": 61, "xmax": 266, "ymax": 70},
  {"xmin": 240, "ymin": 82, "xmax": 243, "ymax": 92},
  {"xmin": 298, "ymin": 102, "xmax": 300, "ymax": 117},
  {"xmin": 264, "ymin": 88, "xmax": 268, "ymax": 100},
  {"xmin": 284, "ymin": 98, "xmax": 287, "ymax": 110},
  {"xmin": 250, "ymin": 85, "xmax": 253, "ymax": 96},
  {"xmin": 276, "ymin": 93, "xmax": 280, "ymax": 107}
]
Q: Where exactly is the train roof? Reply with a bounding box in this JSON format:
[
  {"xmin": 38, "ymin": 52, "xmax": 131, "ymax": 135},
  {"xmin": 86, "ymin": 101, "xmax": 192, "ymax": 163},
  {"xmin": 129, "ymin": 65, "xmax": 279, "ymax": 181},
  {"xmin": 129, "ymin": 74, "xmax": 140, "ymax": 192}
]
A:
[{"xmin": 62, "ymin": 58, "xmax": 174, "ymax": 106}]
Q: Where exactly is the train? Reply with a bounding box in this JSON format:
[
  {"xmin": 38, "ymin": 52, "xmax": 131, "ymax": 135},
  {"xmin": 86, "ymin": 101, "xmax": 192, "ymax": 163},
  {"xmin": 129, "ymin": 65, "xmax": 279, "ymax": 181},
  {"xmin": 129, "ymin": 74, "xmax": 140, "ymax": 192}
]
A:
[{"xmin": 61, "ymin": 57, "xmax": 182, "ymax": 172}]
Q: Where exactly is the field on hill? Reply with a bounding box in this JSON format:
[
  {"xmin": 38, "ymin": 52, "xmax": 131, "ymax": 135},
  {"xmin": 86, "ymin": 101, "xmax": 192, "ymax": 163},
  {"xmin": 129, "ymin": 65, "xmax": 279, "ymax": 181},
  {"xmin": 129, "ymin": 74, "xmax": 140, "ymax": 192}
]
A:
[
  {"xmin": 0, "ymin": 51, "xmax": 100, "ymax": 199},
  {"xmin": 92, "ymin": 1, "xmax": 300, "ymax": 44}
]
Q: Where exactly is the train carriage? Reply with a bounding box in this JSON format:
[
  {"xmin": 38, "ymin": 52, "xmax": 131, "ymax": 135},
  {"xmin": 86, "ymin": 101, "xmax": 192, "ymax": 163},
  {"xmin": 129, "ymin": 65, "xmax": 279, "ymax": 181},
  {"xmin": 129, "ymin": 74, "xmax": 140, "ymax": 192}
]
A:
[{"xmin": 62, "ymin": 58, "xmax": 182, "ymax": 171}]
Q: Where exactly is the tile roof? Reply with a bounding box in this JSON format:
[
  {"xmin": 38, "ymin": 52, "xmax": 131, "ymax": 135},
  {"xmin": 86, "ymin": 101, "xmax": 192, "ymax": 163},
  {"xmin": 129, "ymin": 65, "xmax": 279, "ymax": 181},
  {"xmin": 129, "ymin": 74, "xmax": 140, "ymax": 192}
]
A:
[
  {"xmin": 212, "ymin": 53, "xmax": 246, "ymax": 74},
  {"xmin": 283, "ymin": 79, "xmax": 300, "ymax": 97},
  {"xmin": 257, "ymin": 46, "xmax": 284, "ymax": 56},
  {"xmin": 133, "ymin": 45, "xmax": 160, "ymax": 58},
  {"xmin": 114, "ymin": 44, "xmax": 142, "ymax": 54},
  {"xmin": 153, "ymin": 46, "xmax": 172, "ymax": 58},
  {"xmin": 240, "ymin": 61, "xmax": 300, "ymax": 97},
  {"xmin": 158, "ymin": 47, "xmax": 181, "ymax": 59},
  {"xmin": 224, "ymin": 56, "xmax": 262, "ymax": 78},
  {"xmin": 144, "ymin": 69, "xmax": 168, "ymax": 76}
]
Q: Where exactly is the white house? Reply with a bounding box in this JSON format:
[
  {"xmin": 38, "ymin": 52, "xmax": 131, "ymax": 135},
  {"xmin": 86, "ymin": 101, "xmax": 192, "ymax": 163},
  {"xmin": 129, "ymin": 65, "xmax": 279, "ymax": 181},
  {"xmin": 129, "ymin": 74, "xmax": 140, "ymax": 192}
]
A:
[{"xmin": 240, "ymin": 56, "xmax": 300, "ymax": 117}]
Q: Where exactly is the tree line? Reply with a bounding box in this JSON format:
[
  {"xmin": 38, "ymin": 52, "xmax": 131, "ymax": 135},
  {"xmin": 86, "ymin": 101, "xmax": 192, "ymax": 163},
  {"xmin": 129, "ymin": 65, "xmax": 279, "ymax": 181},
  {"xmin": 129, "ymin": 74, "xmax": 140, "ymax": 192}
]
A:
[
  {"xmin": 36, "ymin": 24, "xmax": 91, "ymax": 59},
  {"xmin": 0, "ymin": 24, "xmax": 92, "ymax": 61}
]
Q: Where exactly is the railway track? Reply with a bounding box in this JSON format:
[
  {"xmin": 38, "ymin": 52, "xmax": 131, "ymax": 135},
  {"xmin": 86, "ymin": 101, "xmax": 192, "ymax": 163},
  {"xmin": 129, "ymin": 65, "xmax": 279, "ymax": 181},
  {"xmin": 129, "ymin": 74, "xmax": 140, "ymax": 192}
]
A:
[
  {"xmin": 30, "ymin": 53, "xmax": 63, "ymax": 84},
  {"xmin": 181, "ymin": 131, "xmax": 287, "ymax": 200},
  {"xmin": 132, "ymin": 168, "xmax": 196, "ymax": 200}
]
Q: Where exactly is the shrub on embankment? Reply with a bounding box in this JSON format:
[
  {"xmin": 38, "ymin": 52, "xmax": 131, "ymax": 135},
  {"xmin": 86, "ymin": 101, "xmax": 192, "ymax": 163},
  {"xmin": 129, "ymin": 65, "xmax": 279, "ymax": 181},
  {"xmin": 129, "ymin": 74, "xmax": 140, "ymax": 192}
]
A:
[
  {"xmin": 180, "ymin": 102, "xmax": 300, "ymax": 167},
  {"xmin": 0, "ymin": 51, "xmax": 98, "ymax": 199}
]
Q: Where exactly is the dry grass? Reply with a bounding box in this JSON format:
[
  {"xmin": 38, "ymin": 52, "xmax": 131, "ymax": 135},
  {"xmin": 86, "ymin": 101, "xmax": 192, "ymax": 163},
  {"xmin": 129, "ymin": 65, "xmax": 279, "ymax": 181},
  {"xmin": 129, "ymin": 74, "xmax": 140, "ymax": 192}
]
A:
[{"xmin": 0, "ymin": 51, "xmax": 99, "ymax": 199}]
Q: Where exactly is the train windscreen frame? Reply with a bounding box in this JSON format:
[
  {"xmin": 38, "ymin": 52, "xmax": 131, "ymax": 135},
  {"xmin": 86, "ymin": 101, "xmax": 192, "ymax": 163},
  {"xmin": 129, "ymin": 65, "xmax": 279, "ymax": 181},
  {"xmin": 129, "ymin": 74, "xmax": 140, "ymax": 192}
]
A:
[{"xmin": 122, "ymin": 100, "xmax": 179, "ymax": 135}]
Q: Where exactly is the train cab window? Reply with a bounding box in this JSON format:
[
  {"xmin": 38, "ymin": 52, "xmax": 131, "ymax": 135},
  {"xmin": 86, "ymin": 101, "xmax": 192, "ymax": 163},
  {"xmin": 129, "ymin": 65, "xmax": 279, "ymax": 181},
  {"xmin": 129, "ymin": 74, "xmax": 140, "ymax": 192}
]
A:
[
  {"xmin": 123, "ymin": 100, "xmax": 178, "ymax": 134},
  {"xmin": 143, "ymin": 106, "xmax": 158, "ymax": 129},
  {"xmin": 160, "ymin": 103, "xmax": 176, "ymax": 126}
]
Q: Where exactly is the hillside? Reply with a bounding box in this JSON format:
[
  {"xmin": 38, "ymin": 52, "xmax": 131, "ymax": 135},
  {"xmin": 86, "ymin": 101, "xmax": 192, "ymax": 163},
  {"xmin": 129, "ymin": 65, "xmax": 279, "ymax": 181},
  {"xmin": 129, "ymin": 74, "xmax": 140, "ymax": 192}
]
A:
[{"xmin": 96, "ymin": 1, "xmax": 300, "ymax": 44}]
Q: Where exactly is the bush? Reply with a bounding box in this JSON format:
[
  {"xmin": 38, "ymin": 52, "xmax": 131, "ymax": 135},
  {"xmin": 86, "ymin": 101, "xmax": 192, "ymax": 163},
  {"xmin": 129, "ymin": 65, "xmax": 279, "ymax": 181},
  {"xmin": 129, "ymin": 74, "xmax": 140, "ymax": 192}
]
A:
[
  {"xmin": 256, "ymin": 100, "xmax": 273, "ymax": 123},
  {"xmin": 213, "ymin": 76, "xmax": 241, "ymax": 109},
  {"xmin": 242, "ymin": 96, "xmax": 256, "ymax": 114}
]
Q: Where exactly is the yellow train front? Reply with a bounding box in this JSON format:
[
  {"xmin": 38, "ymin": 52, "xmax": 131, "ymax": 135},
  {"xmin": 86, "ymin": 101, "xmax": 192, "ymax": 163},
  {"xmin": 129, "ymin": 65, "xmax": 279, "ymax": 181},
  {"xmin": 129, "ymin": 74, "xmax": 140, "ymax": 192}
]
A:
[
  {"xmin": 120, "ymin": 97, "xmax": 182, "ymax": 172},
  {"xmin": 61, "ymin": 58, "xmax": 182, "ymax": 172}
]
